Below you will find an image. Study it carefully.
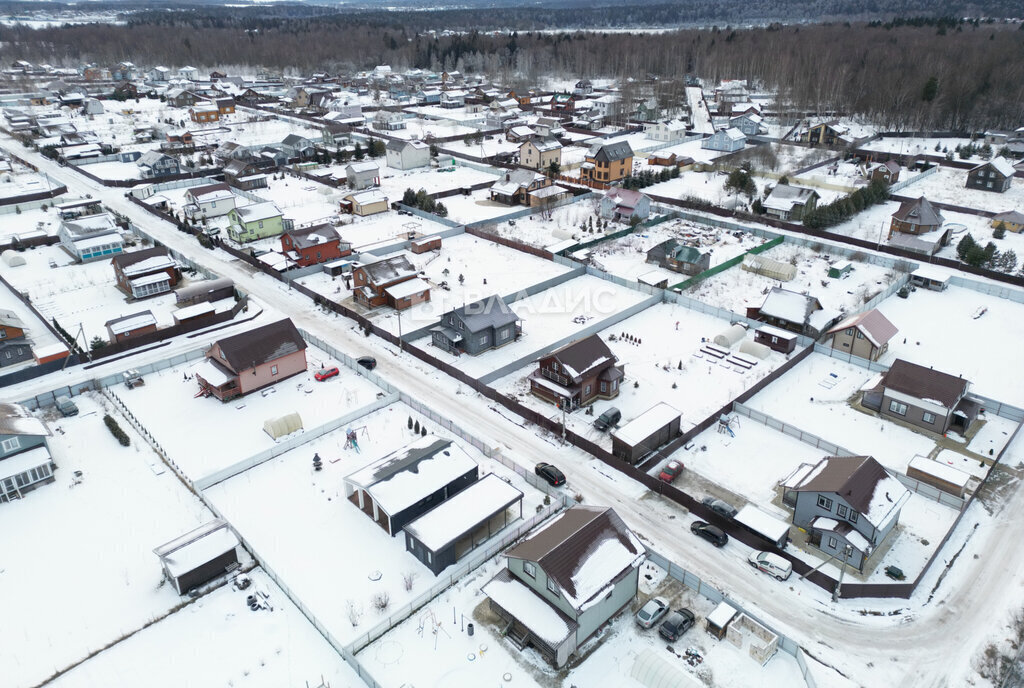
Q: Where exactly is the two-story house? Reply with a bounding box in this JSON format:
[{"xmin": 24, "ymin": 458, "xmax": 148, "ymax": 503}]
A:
[
  {"xmin": 345, "ymin": 161, "xmax": 380, "ymax": 190},
  {"xmin": 519, "ymin": 136, "xmax": 562, "ymax": 172},
  {"xmin": 749, "ymin": 287, "xmax": 839, "ymax": 338},
  {"xmin": 702, "ymin": 127, "xmax": 746, "ymax": 152},
  {"xmin": 763, "ymin": 184, "xmax": 819, "ymax": 222},
  {"xmin": 385, "ymin": 139, "xmax": 431, "ymax": 170},
  {"xmin": 136, "ymin": 151, "xmax": 180, "ymax": 178},
  {"xmin": 227, "ymin": 202, "xmax": 286, "ymax": 243},
  {"xmin": 888, "ymin": 196, "xmax": 944, "ymax": 237},
  {"xmin": 644, "ymin": 119, "xmax": 689, "ymax": 143},
  {"xmin": 966, "ymin": 158, "xmax": 1015, "ymax": 193},
  {"xmin": 599, "ymin": 187, "xmax": 651, "ymax": 223},
  {"xmin": 786, "ymin": 455, "xmax": 910, "ymax": 572},
  {"xmin": 195, "ymin": 318, "xmax": 307, "ymax": 401},
  {"xmin": 489, "ymin": 169, "xmax": 552, "ymax": 206},
  {"xmin": 529, "ymin": 335, "xmax": 624, "ymax": 409},
  {"xmin": 483, "ymin": 506, "xmax": 644, "ymax": 668},
  {"xmin": 825, "ymin": 309, "xmax": 898, "ymax": 362},
  {"xmin": 728, "ymin": 113, "xmax": 765, "ymax": 136},
  {"xmin": 430, "ymin": 295, "xmax": 522, "ymax": 355},
  {"xmin": 867, "ymin": 160, "xmax": 901, "ymax": 185},
  {"xmin": 58, "ymin": 212, "xmax": 124, "ymax": 263},
  {"xmin": 580, "ymin": 141, "xmax": 633, "ymax": 184},
  {"xmin": 0, "ymin": 402, "xmax": 56, "ymax": 503},
  {"xmin": 865, "ymin": 359, "xmax": 974, "ymax": 435},
  {"xmin": 184, "ymin": 182, "xmax": 236, "ymax": 219},
  {"xmin": 352, "ymin": 255, "xmax": 430, "ymax": 310},
  {"xmin": 280, "ymin": 224, "xmax": 351, "ymax": 267},
  {"xmin": 280, "ymin": 134, "xmax": 316, "ymax": 159},
  {"xmin": 111, "ymin": 247, "xmax": 179, "ymax": 299},
  {"xmin": 0, "ymin": 310, "xmax": 32, "ymax": 368},
  {"xmin": 645, "ymin": 239, "xmax": 710, "ymax": 276}
]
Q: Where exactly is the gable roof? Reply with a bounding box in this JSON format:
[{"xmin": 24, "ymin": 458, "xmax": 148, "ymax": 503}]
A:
[
  {"xmin": 0, "ymin": 308, "xmax": 27, "ymax": 330},
  {"xmin": 359, "ymin": 254, "xmax": 417, "ymax": 286},
  {"xmin": 234, "ymin": 201, "xmax": 282, "ymax": 223},
  {"xmin": 213, "ymin": 318, "xmax": 306, "ymax": 373},
  {"xmin": 994, "ymin": 210, "xmax": 1024, "ymax": 225},
  {"xmin": 603, "ymin": 187, "xmax": 647, "ymax": 208},
  {"xmin": 450, "ymin": 295, "xmax": 520, "ymax": 333},
  {"xmin": 588, "ymin": 140, "xmax": 633, "ymax": 162},
  {"xmin": 652, "ymin": 239, "xmax": 704, "ymax": 264},
  {"xmin": 973, "ymin": 157, "xmax": 1016, "ymax": 178},
  {"xmin": 505, "ymin": 506, "xmax": 644, "ymax": 609},
  {"xmin": 281, "ymin": 133, "xmax": 312, "ymax": 148},
  {"xmin": 185, "ymin": 182, "xmax": 233, "ymax": 203},
  {"xmin": 880, "ymin": 359, "xmax": 968, "ymax": 408},
  {"xmin": 544, "ymin": 334, "xmax": 617, "ymax": 380},
  {"xmin": 764, "ymin": 184, "xmax": 818, "ymax": 212},
  {"xmin": 111, "ymin": 246, "xmax": 174, "ymax": 275},
  {"xmin": 826, "ymin": 309, "xmax": 898, "ymax": 348},
  {"xmin": 284, "ymin": 223, "xmax": 343, "ymax": 249},
  {"xmin": 892, "ymin": 196, "xmax": 944, "ymax": 227},
  {"xmin": 0, "ymin": 402, "xmax": 49, "ymax": 437},
  {"xmin": 793, "ymin": 455, "xmax": 910, "ymax": 530}
]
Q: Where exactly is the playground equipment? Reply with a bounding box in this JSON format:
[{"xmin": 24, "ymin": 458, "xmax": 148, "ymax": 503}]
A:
[
  {"xmin": 717, "ymin": 413, "xmax": 740, "ymax": 437},
  {"xmin": 344, "ymin": 426, "xmax": 368, "ymax": 453}
]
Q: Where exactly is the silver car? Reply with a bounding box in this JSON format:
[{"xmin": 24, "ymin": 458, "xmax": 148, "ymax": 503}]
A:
[{"xmin": 635, "ymin": 596, "xmax": 670, "ymax": 629}]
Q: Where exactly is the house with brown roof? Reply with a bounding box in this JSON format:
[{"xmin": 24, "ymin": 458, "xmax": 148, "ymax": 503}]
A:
[
  {"xmin": 280, "ymin": 224, "xmax": 351, "ymax": 267},
  {"xmin": 864, "ymin": 359, "xmax": 973, "ymax": 435},
  {"xmin": 785, "ymin": 455, "xmax": 910, "ymax": 572},
  {"xmin": 483, "ymin": 506, "xmax": 644, "ymax": 667},
  {"xmin": 888, "ymin": 197, "xmax": 950, "ymax": 255},
  {"xmin": 825, "ymin": 309, "xmax": 898, "ymax": 362},
  {"xmin": 867, "ymin": 160, "xmax": 901, "ymax": 185},
  {"xmin": 111, "ymin": 247, "xmax": 179, "ymax": 299},
  {"xmin": 352, "ymin": 255, "xmax": 430, "ymax": 310},
  {"xmin": 195, "ymin": 319, "xmax": 307, "ymax": 401},
  {"xmin": 104, "ymin": 310, "xmax": 157, "ymax": 343},
  {"xmin": 529, "ymin": 335, "xmax": 624, "ymax": 409}
]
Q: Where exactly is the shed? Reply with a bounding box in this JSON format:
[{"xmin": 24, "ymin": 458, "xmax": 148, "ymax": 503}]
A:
[
  {"xmin": 753, "ymin": 325, "xmax": 798, "ymax": 354},
  {"xmin": 410, "ymin": 235, "xmax": 441, "ymax": 254},
  {"xmin": 706, "ymin": 601, "xmax": 739, "ymax": 640},
  {"xmin": 263, "ymin": 412, "xmax": 303, "ymax": 439},
  {"xmin": 2, "ymin": 250, "xmax": 26, "ymax": 267},
  {"xmin": 909, "ymin": 267, "xmax": 949, "ymax": 291},
  {"xmin": 323, "ymin": 258, "xmax": 354, "ymax": 276},
  {"xmin": 175, "ymin": 278, "xmax": 235, "ymax": 305},
  {"xmin": 827, "ymin": 260, "xmax": 853, "ymax": 279},
  {"xmin": 741, "ymin": 254, "xmax": 796, "ymax": 281},
  {"xmin": 907, "ymin": 455, "xmax": 971, "ymax": 498},
  {"xmin": 172, "ymin": 302, "xmax": 216, "ymax": 325},
  {"xmin": 637, "ymin": 271, "xmax": 669, "ymax": 289},
  {"xmin": 713, "ymin": 324, "xmax": 746, "ymax": 349},
  {"xmin": 153, "ymin": 519, "xmax": 240, "ymax": 595},
  {"xmin": 404, "ymin": 474, "xmax": 523, "ymax": 575},
  {"xmin": 611, "ymin": 402, "xmax": 681, "ymax": 465},
  {"xmin": 734, "ymin": 504, "xmax": 791, "ymax": 549},
  {"xmin": 738, "ymin": 340, "xmax": 770, "ymax": 360},
  {"xmin": 629, "ymin": 648, "xmax": 704, "ymax": 688}
]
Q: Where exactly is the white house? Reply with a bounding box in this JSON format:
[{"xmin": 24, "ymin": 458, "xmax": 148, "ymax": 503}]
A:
[
  {"xmin": 183, "ymin": 182, "xmax": 236, "ymax": 219},
  {"xmin": 58, "ymin": 212, "xmax": 123, "ymax": 262},
  {"xmin": 385, "ymin": 139, "xmax": 431, "ymax": 170},
  {"xmin": 599, "ymin": 188, "xmax": 651, "ymax": 222},
  {"xmin": 645, "ymin": 119, "xmax": 689, "ymax": 143}
]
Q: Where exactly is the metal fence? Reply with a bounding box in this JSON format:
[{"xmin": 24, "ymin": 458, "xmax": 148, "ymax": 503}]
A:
[
  {"xmin": 888, "ymin": 165, "xmax": 938, "ymax": 194},
  {"xmin": 893, "ymin": 472, "xmax": 968, "ymax": 511},
  {"xmin": 949, "ymin": 275, "xmax": 1024, "ymax": 304},
  {"xmin": 671, "ymin": 235, "xmax": 786, "ymax": 291}
]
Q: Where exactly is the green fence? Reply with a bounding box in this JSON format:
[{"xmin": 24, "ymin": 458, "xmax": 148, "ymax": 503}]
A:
[{"xmin": 669, "ymin": 235, "xmax": 785, "ymax": 291}]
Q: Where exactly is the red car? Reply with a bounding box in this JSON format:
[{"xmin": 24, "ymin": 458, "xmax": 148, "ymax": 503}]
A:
[
  {"xmin": 314, "ymin": 367, "xmax": 339, "ymax": 381},
  {"xmin": 658, "ymin": 460, "xmax": 683, "ymax": 483}
]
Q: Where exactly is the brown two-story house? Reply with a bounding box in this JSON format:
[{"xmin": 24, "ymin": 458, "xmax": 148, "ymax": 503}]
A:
[
  {"xmin": 529, "ymin": 335, "xmax": 624, "ymax": 409},
  {"xmin": 280, "ymin": 224, "xmax": 351, "ymax": 267},
  {"xmin": 352, "ymin": 255, "xmax": 430, "ymax": 311}
]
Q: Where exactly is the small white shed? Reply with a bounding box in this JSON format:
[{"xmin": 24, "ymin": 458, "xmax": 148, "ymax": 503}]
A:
[{"xmin": 2, "ymin": 250, "xmax": 26, "ymax": 267}]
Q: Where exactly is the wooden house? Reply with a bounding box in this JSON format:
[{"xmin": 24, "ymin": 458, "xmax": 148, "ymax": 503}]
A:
[
  {"xmin": 825, "ymin": 309, "xmax": 897, "ymax": 362},
  {"xmin": 864, "ymin": 359, "xmax": 974, "ymax": 435},
  {"xmin": 645, "ymin": 239, "xmax": 710, "ymax": 276},
  {"xmin": 580, "ymin": 141, "xmax": 633, "ymax": 184},
  {"xmin": 529, "ymin": 335, "xmax": 624, "ymax": 409},
  {"xmin": 104, "ymin": 311, "xmax": 158, "ymax": 343},
  {"xmin": 195, "ymin": 319, "xmax": 307, "ymax": 401},
  {"xmin": 431, "ymin": 295, "xmax": 521, "ymax": 356},
  {"xmin": 352, "ymin": 255, "xmax": 429, "ymax": 310},
  {"xmin": 966, "ymin": 158, "xmax": 1015, "ymax": 193}
]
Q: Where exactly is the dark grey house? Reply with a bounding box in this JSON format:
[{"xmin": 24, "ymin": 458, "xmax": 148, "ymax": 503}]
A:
[
  {"xmin": 431, "ymin": 295, "xmax": 522, "ymax": 355},
  {"xmin": 0, "ymin": 402, "xmax": 55, "ymax": 503},
  {"xmin": 966, "ymin": 158, "xmax": 1015, "ymax": 193},
  {"xmin": 153, "ymin": 519, "xmax": 241, "ymax": 594},
  {"xmin": 343, "ymin": 437, "xmax": 479, "ymax": 536},
  {"xmin": 136, "ymin": 151, "xmax": 180, "ymax": 178},
  {"xmin": 0, "ymin": 309, "xmax": 33, "ymax": 368},
  {"xmin": 645, "ymin": 239, "xmax": 711, "ymax": 276},
  {"xmin": 864, "ymin": 359, "xmax": 974, "ymax": 435},
  {"xmin": 784, "ymin": 455, "xmax": 910, "ymax": 572},
  {"xmin": 404, "ymin": 474, "xmax": 523, "ymax": 575}
]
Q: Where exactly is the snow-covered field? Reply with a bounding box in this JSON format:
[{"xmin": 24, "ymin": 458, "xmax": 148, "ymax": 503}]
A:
[
  {"xmin": 439, "ymin": 188, "xmax": 529, "ymax": 225},
  {"xmin": 377, "ymin": 163, "xmax": 500, "ymax": 202},
  {"xmin": 0, "ymin": 204, "xmax": 64, "ymax": 241},
  {"xmin": 488, "ymin": 195, "xmax": 600, "ymax": 248},
  {"xmin": 48, "ymin": 569, "xmax": 366, "ymax": 688},
  {"xmin": 859, "ymin": 136, "xmax": 976, "ymax": 160},
  {"xmin": 388, "ymin": 117, "xmax": 480, "ymax": 141},
  {"xmin": 0, "ymin": 393, "xmax": 216, "ymax": 688},
  {"xmin": 116, "ymin": 345, "xmax": 385, "ymax": 482},
  {"xmin": 252, "ymin": 175, "xmax": 346, "ymax": 226},
  {"xmin": 76, "ymin": 160, "xmax": 145, "ymax": 181},
  {"xmin": 895, "ymin": 165, "xmax": 1023, "ymax": 213},
  {"xmin": 687, "ymin": 242, "xmax": 898, "ymax": 317}
]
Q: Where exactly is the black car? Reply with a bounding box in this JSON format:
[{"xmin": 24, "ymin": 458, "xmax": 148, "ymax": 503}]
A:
[
  {"xmin": 658, "ymin": 609, "xmax": 696, "ymax": 642},
  {"xmin": 701, "ymin": 497, "xmax": 738, "ymax": 519},
  {"xmin": 356, "ymin": 356, "xmax": 377, "ymax": 371},
  {"xmin": 690, "ymin": 521, "xmax": 728, "ymax": 547},
  {"xmin": 535, "ymin": 462, "xmax": 566, "ymax": 487}
]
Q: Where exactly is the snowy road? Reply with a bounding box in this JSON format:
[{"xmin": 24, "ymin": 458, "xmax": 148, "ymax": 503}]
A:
[
  {"xmin": 4, "ymin": 136, "xmax": 1023, "ymax": 688},
  {"xmin": 686, "ymin": 86, "xmax": 714, "ymax": 135}
]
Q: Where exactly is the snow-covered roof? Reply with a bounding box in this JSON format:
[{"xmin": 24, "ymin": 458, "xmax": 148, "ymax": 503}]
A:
[
  {"xmin": 759, "ymin": 288, "xmax": 822, "ymax": 324},
  {"xmin": 195, "ymin": 358, "xmax": 235, "ymax": 387},
  {"xmin": 734, "ymin": 505, "xmax": 791, "ymax": 543},
  {"xmin": 908, "ymin": 456, "xmax": 971, "ymax": 488},
  {"xmin": 756, "ymin": 324, "xmax": 799, "ymax": 341},
  {"xmin": 105, "ymin": 311, "xmax": 157, "ymax": 335},
  {"xmin": 153, "ymin": 519, "xmax": 239, "ymax": 580},
  {"xmin": 482, "ymin": 571, "xmax": 575, "ymax": 646},
  {"xmin": 706, "ymin": 601, "xmax": 738, "ymax": 629},
  {"xmin": 235, "ymin": 202, "xmax": 282, "ymax": 223},
  {"xmin": 73, "ymin": 233, "xmax": 122, "ymax": 251},
  {"xmin": 174, "ymin": 302, "xmax": 216, "ymax": 320},
  {"xmin": 763, "ymin": 184, "xmax": 817, "ymax": 212},
  {"xmin": 612, "ymin": 402, "xmax": 680, "ymax": 447},
  {"xmin": 0, "ymin": 445, "xmax": 51, "ymax": 481},
  {"xmin": 383, "ymin": 277, "xmax": 430, "ymax": 300},
  {"xmin": 120, "ymin": 254, "xmax": 176, "ymax": 277},
  {"xmin": 910, "ymin": 266, "xmax": 950, "ymax": 283},
  {"xmin": 346, "ymin": 189, "xmax": 388, "ymax": 206},
  {"xmin": 403, "ymin": 474, "xmax": 523, "ymax": 551},
  {"xmin": 346, "ymin": 161, "xmax": 379, "ymax": 174},
  {"xmin": 976, "ymin": 157, "xmax": 1016, "ymax": 177},
  {"xmin": 129, "ymin": 272, "xmax": 172, "ymax": 288},
  {"xmin": 0, "ymin": 403, "xmax": 49, "ymax": 437}
]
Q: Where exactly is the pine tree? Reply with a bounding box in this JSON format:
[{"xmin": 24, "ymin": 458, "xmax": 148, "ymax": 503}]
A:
[
  {"xmin": 956, "ymin": 234, "xmax": 976, "ymax": 261},
  {"xmin": 414, "ymin": 420, "xmax": 420, "ymax": 433},
  {"xmin": 408, "ymin": 416, "xmax": 414, "ymax": 430}
]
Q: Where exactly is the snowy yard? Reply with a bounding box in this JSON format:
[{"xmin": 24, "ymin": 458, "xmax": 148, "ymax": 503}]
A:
[
  {"xmin": 251, "ymin": 174, "xmax": 346, "ymax": 226},
  {"xmin": 440, "ymin": 188, "xmax": 529, "ymax": 225},
  {"xmin": 0, "ymin": 393, "xmax": 216, "ymax": 688},
  {"xmin": 116, "ymin": 345, "xmax": 386, "ymax": 483},
  {"xmin": 377, "ymin": 163, "xmax": 501, "ymax": 202},
  {"xmin": 895, "ymin": 165, "xmax": 1024, "ymax": 213},
  {"xmin": 387, "ymin": 117, "xmax": 480, "ymax": 141},
  {"xmin": 859, "ymin": 136, "xmax": 976, "ymax": 160},
  {"xmin": 47, "ymin": 569, "xmax": 365, "ymax": 688},
  {"xmin": 686, "ymin": 241, "xmax": 898, "ymax": 317},
  {"xmin": 203, "ymin": 402, "xmax": 548, "ymax": 648},
  {"xmin": 488, "ymin": 195, "xmax": 601, "ymax": 248}
]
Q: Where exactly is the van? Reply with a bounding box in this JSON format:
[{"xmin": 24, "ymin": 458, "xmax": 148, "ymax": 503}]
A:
[
  {"xmin": 747, "ymin": 551, "xmax": 792, "ymax": 581},
  {"xmin": 56, "ymin": 395, "xmax": 78, "ymax": 417},
  {"xmin": 593, "ymin": 407, "xmax": 621, "ymax": 431}
]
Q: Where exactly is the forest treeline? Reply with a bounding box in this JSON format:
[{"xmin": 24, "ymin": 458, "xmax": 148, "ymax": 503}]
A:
[{"xmin": 1, "ymin": 14, "xmax": 1022, "ymax": 129}]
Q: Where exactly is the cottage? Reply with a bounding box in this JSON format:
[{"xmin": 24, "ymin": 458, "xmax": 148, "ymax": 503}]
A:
[
  {"xmin": 600, "ymin": 188, "xmax": 651, "ymax": 223},
  {"xmin": 991, "ymin": 210, "xmax": 1024, "ymax": 233},
  {"xmin": 111, "ymin": 247, "xmax": 178, "ymax": 298},
  {"xmin": 748, "ymin": 287, "xmax": 838, "ymax": 337},
  {"xmin": 0, "ymin": 403, "xmax": 55, "ymax": 503},
  {"xmin": 825, "ymin": 309, "xmax": 897, "ymax": 362},
  {"xmin": 385, "ymin": 139, "xmax": 431, "ymax": 170},
  {"xmin": 344, "ymin": 437, "xmax": 479, "ymax": 536},
  {"xmin": 280, "ymin": 224, "xmax": 351, "ymax": 267},
  {"xmin": 728, "ymin": 113, "xmax": 765, "ymax": 137},
  {"xmin": 341, "ymin": 189, "xmax": 389, "ymax": 217},
  {"xmin": 184, "ymin": 182, "xmax": 236, "ymax": 219},
  {"xmin": 345, "ymin": 161, "xmax": 380, "ymax": 190},
  {"xmin": 104, "ymin": 311, "xmax": 158, "ymax": 343},
  {"xmin": 153, "ymin": 519, "xmax": 240, "ymax": 595},
  {"xmin": 222, "ymin": 160, "xmax": 268, "ymax": 190},
  {"xmin": 189, "ymin": 103, "xmax": 220, "ymax": 124},
  {"xmin": 352, "ymin": 254, "xmax": 429, "ymax": 310},
  {"xmin": 166, "ymin": 88, "xmax": 198, "ymax": 108},
  {"xmin": 431, "ymin": 295, "xmax": 521, "ymax": 355},
  {"xmin": 763, "ymin": 185, "xmax": 819, "ymax": 222},
  {"xmin": 529, "ymin": 335, "xmax": 624, "ymax": 409},
  {"xmin": 867, "ymin": 160, "xmax": 901, "ymax": 185},
  {"xmin": 801, "ymin": 120, "xmax": 854, "ymax": 146},
  {"xmin": 786, "ymin": 455, "xmax": 910, "ymax": 572},
  {"xmin": 372, "ymin": 110, "xmax": 407, "ymax": 131},
  {"xmin": 227, "ymin": 202, "xmax": 285, "ymax": 243},
  {"xmin": 533, "ymin": 117, "xmax": 565, "ymax": 139},
  {"xmin": 573, "ymin": 79, "xmax": 594, "ymax": 96},
  {"xmin": 645, "ymin": 239, "xmax": 710, "ymax": 276},
  {"xmin": 611, "ymin": 402, "xmax": 682, "ymax": 464},
  {"xmin": 215, "ymin": 98, "xmax": 236, "ymax": 115},
  {"xmin": 888, "ymin": 196, "xmax": 945, "ymax": 237},
  {"xmin": 966, "ymin": 158, "xmax": 1015, "ymax": 193},
  {"xmin": 483, "ymin": 506, "xmax": 644, "ymax": 668},
  {"xmin": 645, "ymin": 119, "xmax": 689, "ymax": 143},
  {"xmin": 280, "ymin": 134, "xmax": 316, "ymax": 159},
  {"xmin": 519, "ymin": 136, "xmax": 562, "ymax": 171},
  {"xmin": 580, "ymin": 141, "xmax": 633, "ymax": 184},
  {"xmin": 865, "ymin": 359, "xmax": 974, "ymax": 435},
  {"xmin": 440, "ymin": 90, "xmax": 466, "ymax": 108},
  {"xmin": 702, "ymin": 127, "xmax": 746, "ymax": 153},
  {"xmin": 136, "ymin": 151, "xmax": 180, "ymax": 178},
  {"xmin": 753, "ymin": 325, "xmax": 799, "ymax": 354},
  {"xmin": 489, "ymin": 169, "xmax": 552, "ymax": 206},
  {"xmin": 58, "ymin": 212, "xmax": 124, "ymax": 262},
  {"xmin": 195, "ymin": 318, "xmax": 307, "ymax": 401}
]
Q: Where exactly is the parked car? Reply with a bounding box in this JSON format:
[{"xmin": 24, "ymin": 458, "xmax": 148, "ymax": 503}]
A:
[
  {"xmin": 747, "ymin": 551, "xmax": 793, "ymax": 581},
  {"xmin": 314, "ymin": 366, "xmax": 340, "ymax": 381},
  {"xmin": 593, "ymin": 406, "xmax": 621, "ymax": 431},
  {"xmin": 635, "ymin": 596, "xmax": 670, "ymax": 629},
  {"xmin": 356, "ymin": 356, "xmax": 377, "ymax": 371},
  {"xmin": 690, "ymin": 521, "xmax": 728, "ymax": 547},
  {"xmin": 123, "ymin": 369, "xmax": 144, "ymax": 389},
  {"xmin": 535, "ymin": 462, "xmax": 565, "ymax": 487},
  {"xmin": 701, "ymin": 497, "xmax": 738, "ymax": 519},
  {"xmin": 658, "ymin": 609, "xmax": 696, "ymax": 642},
  {"xmin": 55, "ymin": 395, "xmax": 78, "ymax": 417},
  {"xmin": 658, "ymin": 460, "xmax": 684, "ymax": 483}
]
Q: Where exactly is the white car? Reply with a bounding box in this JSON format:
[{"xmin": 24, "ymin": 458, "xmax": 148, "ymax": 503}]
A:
[
  {"xmin": 635, "ymin": 596, "xmax": 670, "ymax": 629},
  {"xmin": 747, "ymin": 551, "xmax": 793, "ymax": 581}
]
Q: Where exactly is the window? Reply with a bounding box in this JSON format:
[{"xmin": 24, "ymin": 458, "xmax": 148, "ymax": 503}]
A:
[
  {"xmin": 219, "ymin": 349, "xmax": 226, "ymax": 360},
  {"xmin": 600, "ymin": 381, "xmax": 607, "ymax": 393},
  {"xmin": 1, "ymin": 437, "xmax": 20, "ymax": 453},
  {"xmin": 523, "ymin": 561, "xmax": 536, "ymax": 578},
  {"xmin": 856, "ymin": 331, "xmax": 864, "ymax": 339},
  {"xmin": 922, "ymin": 412, "xmax": 936, "ymax": 424},
  {"xmin": 478, "ymin": 334, "xmax": 490, "ymax": 347},
  {"xmin": 849, "ymin": 510, "xmax": 859, "ymax": 523},
  {"xmin": 426, "ymin": 551, "xmax": 432, "ymax": 564},
  {"xmin": 844, "ymin": 327, "xmax": 854, "ymax": 335},
  {"xmin": 270, "ymin": 365, "xmax": 279, "ymax": 376},
  {"xmin": 584, "ymin": 384, "xmax": 592, "ymax": 396},
  {"xmin": 499, "ymin": 327, "xmax": 510, "ymax": 340},
  {"xmin": 888, "ymin": 400, "xmax": 908, "ymax": 416},
  {"xmin": 816, "ymin": 495, "xmax": 833, "ymax": 511},
  {"xmin": 837, "ymin": 504, "xmax": 848, "ymax": 519},
  {"xmin": 0, "ymin": 329, "xmax": 6, "ymax": 339},
  {"xmin": 828, "ymin": 536, "xmax": 838, "ymax": 549},
  {"xmin": 546, "ymin": 577, "xmax": 559, "ymax": 596},
  {"xmin": 770, "ymin": 336, "xmax": 778, "ymax": 344}
]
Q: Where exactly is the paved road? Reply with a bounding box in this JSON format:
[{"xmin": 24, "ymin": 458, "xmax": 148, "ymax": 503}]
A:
[{"xmin": 6, "ymin": 136, "xmax": 1023, "ymax": 688}]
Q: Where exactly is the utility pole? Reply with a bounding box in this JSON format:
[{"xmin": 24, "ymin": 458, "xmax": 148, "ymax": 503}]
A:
[{"xmin": 833, "ymin": 544, "xmax": 853, "ymax": 602}]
